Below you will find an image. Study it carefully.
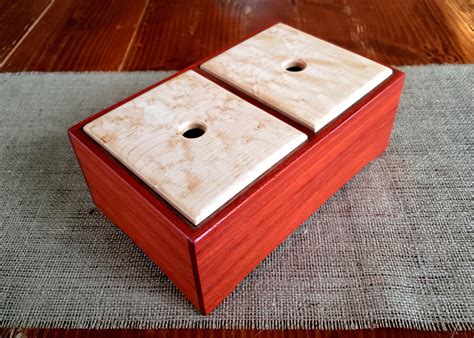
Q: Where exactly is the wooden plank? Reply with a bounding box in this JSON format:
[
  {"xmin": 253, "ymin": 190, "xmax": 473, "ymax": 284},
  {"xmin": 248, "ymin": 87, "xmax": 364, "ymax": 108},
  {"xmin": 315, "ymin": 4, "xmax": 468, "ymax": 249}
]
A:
[
  {"xmin": 0, "ymin": 0, "xmax": 148, "ymax": 71},
  {"xmin": 83, "ymin": 70, "xmax": 306, "ymax": 225},
  {"xmin": 121, "ymin": 0, "xmax": 473, "ymax": 71},
  {"xmin": 0, "ymin": 0, "xmax": 471, "ymax": 71},
  {"xmin": 450, "ymin": 0, "xmax": 473, "ymax": 30},
  {"xmin": 334, "ymin": 0, "xmax": 474, "ymax": 65},
  {"xmin": 2, "ymin": 327, "xmax": 472, "ymax": 337},
  {"xmin": 429, "ymin": 0, "xmax": 474, "ymax": 62},
  {"xmin": 121, "ymin": 1, "xmax": 290, "ymax": 70},
  {"xmin": 0, "ymin": 0, "xmax": 52, "ymax": 65}
]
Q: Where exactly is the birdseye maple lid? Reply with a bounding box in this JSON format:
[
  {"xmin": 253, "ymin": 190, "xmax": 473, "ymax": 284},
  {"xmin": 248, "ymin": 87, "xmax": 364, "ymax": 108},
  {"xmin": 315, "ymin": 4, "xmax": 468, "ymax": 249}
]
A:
[
  {"xmin": 201, "ymin": 23, "xmax": 393, "ymax": 132},
  {"xmin": 83, "ymin": 70, "xmax": 307, "ymax": 225}
]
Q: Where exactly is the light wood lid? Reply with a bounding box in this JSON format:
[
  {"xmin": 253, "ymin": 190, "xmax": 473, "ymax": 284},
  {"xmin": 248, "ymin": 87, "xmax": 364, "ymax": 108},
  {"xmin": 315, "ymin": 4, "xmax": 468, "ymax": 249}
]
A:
[
  {"xmin": 84, "ymin": 71, "xmax": 307, "ymax": 225},
  {"xmin": 201, "ymin": 23, "xmax": 392, "ymax": 132}
]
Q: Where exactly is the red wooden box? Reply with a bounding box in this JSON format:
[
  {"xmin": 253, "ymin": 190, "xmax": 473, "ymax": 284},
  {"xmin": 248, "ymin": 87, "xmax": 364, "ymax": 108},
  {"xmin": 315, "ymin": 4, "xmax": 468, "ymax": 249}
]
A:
[{"xmin": 68, "ymin": 23, "xmax": 405, "ymax": 314}]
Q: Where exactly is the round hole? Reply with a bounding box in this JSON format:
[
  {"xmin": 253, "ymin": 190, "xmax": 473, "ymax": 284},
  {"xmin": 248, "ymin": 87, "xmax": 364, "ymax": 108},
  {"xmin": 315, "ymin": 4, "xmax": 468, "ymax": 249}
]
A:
[
  {"xmin": 282, "ymin": 59, "xmax": 306, "ymax": 72},
  {"xmin": 179, "ymin": 121, "xmax": 206, "ymax": 139}
]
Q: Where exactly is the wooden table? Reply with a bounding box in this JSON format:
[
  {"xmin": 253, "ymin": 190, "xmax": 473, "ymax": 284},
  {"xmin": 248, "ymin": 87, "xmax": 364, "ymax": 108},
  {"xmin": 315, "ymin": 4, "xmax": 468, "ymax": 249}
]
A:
[
  {"xmin": 0, "ymin": 0, "xmax": 472, "ymax": 72},
  {"xmin": 1, "ymin": 0, "xmax": 472, "ymax": 337}
]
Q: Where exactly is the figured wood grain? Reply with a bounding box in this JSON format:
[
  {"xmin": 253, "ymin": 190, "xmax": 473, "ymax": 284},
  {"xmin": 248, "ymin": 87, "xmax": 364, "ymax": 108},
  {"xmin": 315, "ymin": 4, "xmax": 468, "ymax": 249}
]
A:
[
  {"xmin": 1, "ymin": 0, "xmax": 471, "ymax": 72},
  {"xmin": 201, "ymin": 23, "xmax": 392, "ymax": 132},
  {"xmin": 193, "ymin": 69, "xmax": 405, "ymax": 313},
  {"xmin": 84, "ymin": 70, "xmax": 307, "ymax": 225}
]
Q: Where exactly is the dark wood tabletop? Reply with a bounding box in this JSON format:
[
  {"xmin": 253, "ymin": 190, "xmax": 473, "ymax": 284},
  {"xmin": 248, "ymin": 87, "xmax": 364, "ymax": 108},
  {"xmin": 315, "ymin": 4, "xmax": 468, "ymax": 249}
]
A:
[
  {"xmin": 1, "ymin": 328, "xmax": 473, "ymax": 338},
  {"xmin": 1, "ymin": 0, "xmax": 472, "ymax": 337},
  {"xmin": 0, "ymin": 0, "xmax": 472, "ymax": 72}
]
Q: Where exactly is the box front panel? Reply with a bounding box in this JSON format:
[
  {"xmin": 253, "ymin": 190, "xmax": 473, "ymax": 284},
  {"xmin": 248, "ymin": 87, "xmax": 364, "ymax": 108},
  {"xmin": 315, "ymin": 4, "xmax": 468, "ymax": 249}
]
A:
[{"xmin": 69, "ymin": 133, "xmax": 201, "ymax": 310}]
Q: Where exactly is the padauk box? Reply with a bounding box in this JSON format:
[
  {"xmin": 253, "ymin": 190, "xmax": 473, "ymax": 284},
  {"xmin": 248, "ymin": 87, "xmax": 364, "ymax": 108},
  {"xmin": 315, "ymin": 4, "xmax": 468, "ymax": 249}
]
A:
[{"xmin": 68, "ymin": 23, "xmax": 405, "ymax": 314}]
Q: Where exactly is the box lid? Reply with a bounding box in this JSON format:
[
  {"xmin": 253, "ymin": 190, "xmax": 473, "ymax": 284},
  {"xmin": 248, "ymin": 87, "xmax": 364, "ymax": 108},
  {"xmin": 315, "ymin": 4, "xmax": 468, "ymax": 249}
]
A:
[
  {"xmin": 201, "ymin": 23, "xmax": 392, "ymax": 132},
  {"xmin": 83, "ymin": 71, "xmax": 306, "ymax": 225}
]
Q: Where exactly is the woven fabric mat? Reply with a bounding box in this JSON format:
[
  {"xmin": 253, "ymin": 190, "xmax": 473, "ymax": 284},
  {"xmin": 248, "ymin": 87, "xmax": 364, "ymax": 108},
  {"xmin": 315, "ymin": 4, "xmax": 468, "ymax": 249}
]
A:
[{"xmin": 0, "ymin": 66, "xmax": 472, "ymax": 330}]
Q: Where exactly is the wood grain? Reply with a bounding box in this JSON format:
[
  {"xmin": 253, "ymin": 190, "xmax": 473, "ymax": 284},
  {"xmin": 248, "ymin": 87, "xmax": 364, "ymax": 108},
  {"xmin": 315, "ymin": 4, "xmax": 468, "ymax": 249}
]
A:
[
  {"xmin": 83, "ymin": 70, "xmax": 306, "ymax": 225},
  {"xmin": 201, "ymin": 23, "xmax": 392, "ymax": 132},
  {"xmin": 121, "ymin": 0, "xmax": 474, "ymax": 69},
  {"xmin": 2, "ymin": 2, "xmax": 471, "ymax": 336},
  {"xmin": 69, "ymin": 21, "xmax": 405, "ymax": 313},
  {"xmin": 0, "ymin": 0, "xmax": 51, "ymax": 64},
  {"xmin": 0, "ymin": 0, "xmax": 472, "ymax": 72},
  {"xmin": 2, "ymin": 328, "xmax": 472, "ymax": 338},
  {"xmin": 0, "ymin": 0, "xmax": 148, "ymax": 71},
  {"xmin": 69, "ymin": 129, "xmax": 201, "ymax": 309},
  {"xmin": 194, "ymin": 69, "xmax": 405, "ymax": 313}
]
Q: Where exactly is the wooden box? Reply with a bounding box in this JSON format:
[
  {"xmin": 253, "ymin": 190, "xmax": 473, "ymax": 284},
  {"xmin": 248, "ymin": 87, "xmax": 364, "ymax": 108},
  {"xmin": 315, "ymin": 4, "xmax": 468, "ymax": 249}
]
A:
[{"xmin": 68, "ymin": 23, "xmax": 405, "ymax": 314}]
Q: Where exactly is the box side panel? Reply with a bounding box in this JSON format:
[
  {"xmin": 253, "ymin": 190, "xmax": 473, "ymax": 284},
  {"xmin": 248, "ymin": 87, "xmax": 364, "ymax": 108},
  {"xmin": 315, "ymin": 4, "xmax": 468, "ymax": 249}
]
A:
[
  {"xmin": 195, "ymin": 74, "xmax": 405, "ymax": 314},
  {"xmin": 69, "ymin": 134, "xmax": 201, "ymax": 310}
]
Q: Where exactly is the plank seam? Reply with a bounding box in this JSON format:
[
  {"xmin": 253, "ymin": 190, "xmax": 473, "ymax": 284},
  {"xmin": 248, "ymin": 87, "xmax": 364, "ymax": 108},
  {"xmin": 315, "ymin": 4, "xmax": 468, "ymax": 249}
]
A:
[
  {"xmin": 118, "ymin": 0, "xmax": 150, "ymax": 71},
  {"xmin": 0, "ymin": 0, "xmax": 55, "ymax": 69},
  {"xmin": 187, "ymin": 240, "xmax": 206, "ymax": 313}
]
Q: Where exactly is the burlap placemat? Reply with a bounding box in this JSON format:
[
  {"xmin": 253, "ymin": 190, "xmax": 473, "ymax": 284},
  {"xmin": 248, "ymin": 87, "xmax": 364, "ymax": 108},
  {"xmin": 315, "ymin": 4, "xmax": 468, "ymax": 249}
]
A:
[{"xmin": 0, "ymin": 65, "xmax": 472, "ymax": 330}]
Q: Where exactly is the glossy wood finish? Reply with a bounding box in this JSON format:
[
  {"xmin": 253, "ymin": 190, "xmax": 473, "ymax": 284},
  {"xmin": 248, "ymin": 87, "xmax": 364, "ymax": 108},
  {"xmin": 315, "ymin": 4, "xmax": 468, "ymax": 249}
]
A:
[
  {"xmin": 0, "ymin": 0, "xmax": 51, "ymax": 62},
  {"xmin": 70, "ymin": 129, "xmax": 201, "ymax": 309},
  {"xmin": 0, "ymin": 0, "xmax": 468, "ymax": 338},
  {"xmin": 69, "ymin": 22, "xmax": 405, "ymax": 314},
  {"xmin": 0, "ymin": 0, "xmax": 472, "ymax": 71},
  {"xmin": 1, "ymin": 328, "xmax": 472, "ymax": 338},
  {"xmin": 194, "ymin": 69, "xmax": 404, "ymax": 314},
  {"xmin": 0, "ymin": 0, "xmax": 148, "ymax": 70},
  {"xmin": 3, "ymin": 1, "xmax": 469, "ymax": 336}
]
